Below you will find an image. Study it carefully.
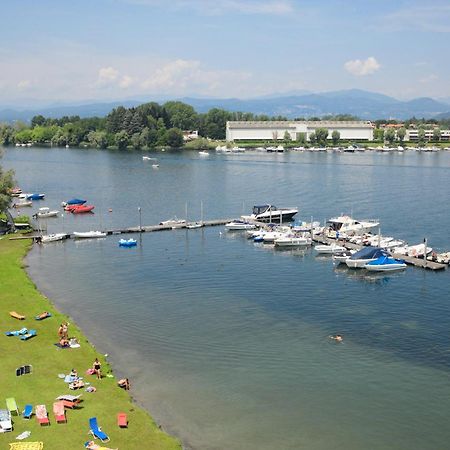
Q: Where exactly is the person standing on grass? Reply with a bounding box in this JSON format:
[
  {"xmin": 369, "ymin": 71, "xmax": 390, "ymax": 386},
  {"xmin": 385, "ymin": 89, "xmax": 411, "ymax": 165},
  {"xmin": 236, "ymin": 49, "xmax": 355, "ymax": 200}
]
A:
[{"xmin": 93, "ymin": 358, "xmax": 102, "ymax": 379}]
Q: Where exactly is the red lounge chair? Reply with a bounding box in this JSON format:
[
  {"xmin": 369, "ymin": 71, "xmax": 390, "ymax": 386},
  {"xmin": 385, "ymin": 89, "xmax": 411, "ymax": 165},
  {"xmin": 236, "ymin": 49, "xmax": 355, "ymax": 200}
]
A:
[
  {"xmin": 53, "ymin": 401, "xmax": 67, "ymax": 423},
  {"xmin": 117, "ymin": 412, "xmax": 128, "ymax": 428},
  {"xmin": 36, "ymin": 404, "xmax": 50, "ymax": 426}
]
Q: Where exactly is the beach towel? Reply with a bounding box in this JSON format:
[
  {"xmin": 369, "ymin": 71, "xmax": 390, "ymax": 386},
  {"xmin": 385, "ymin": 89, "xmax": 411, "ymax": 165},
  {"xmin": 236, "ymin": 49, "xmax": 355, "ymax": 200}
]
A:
[
  {"xmin": 9, "ymin": 443, "xmax": 43, "ymax": 450},
  {"xmin": 35, "ymin": 312, "xmax": 51, "ymax": 321},
  {"xmin": 15, "ymin": 431, "xmax": 31, "ymax": 440}
]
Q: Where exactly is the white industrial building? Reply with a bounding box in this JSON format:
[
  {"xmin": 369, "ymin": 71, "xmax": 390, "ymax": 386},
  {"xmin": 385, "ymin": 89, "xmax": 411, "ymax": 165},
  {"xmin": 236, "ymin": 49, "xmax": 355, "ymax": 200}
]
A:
[{"xmin": 226, "ymin": 120, "xmax": 374, "ymax": 142}]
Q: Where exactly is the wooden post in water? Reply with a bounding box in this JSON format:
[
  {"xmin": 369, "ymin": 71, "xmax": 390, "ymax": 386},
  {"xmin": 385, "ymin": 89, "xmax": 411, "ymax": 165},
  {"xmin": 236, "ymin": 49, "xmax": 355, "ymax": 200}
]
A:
[
  {"xmin": 138, "ymin": 207, "xmax": 142, "ymax": 232},
  {"xmin": 424, "ymin": 237, "xmax": 427, "ymax": 268}
]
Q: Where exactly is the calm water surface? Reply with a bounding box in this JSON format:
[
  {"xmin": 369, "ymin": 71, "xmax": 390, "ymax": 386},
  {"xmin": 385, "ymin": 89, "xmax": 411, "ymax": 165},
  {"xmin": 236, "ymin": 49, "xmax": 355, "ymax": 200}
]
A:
[{"xmin": 4, "ymin": 147, "xmax": 450, "ymax": 449}]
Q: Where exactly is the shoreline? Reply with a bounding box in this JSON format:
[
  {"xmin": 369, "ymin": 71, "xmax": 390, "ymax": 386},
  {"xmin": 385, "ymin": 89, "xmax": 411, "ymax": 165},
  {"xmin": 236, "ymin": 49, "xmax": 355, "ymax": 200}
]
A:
[{"xmin": 0, "ymin": 237, "xmax": 181, "ymax": 450}]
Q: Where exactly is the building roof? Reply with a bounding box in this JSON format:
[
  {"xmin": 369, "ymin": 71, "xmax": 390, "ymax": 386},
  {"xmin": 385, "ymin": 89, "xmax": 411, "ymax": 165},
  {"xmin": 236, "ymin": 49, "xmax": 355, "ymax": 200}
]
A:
[{"xmin": 227, "ymin": 120, "xmax": 373, "ymax": 129}]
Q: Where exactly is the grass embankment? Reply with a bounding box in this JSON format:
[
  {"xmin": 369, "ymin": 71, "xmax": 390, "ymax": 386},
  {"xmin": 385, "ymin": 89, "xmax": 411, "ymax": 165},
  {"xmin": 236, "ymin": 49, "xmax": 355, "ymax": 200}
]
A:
[{"xmin": 0, "ymin": 237, "xmax": 181, "ymax": 450}]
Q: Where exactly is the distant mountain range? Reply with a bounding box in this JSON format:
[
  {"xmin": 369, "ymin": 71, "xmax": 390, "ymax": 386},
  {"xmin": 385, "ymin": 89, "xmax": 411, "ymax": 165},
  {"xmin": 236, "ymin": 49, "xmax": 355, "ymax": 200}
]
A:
[{"xmin": 1, "ymin": 89, "xmax": 450, "ymax": 123}]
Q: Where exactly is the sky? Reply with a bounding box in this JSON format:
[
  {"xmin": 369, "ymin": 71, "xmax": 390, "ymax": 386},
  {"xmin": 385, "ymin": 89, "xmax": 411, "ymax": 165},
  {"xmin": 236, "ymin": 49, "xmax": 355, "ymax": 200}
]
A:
[{"xmin": 1, "ymin": 0, "xmax": 449, "ymax": 105}]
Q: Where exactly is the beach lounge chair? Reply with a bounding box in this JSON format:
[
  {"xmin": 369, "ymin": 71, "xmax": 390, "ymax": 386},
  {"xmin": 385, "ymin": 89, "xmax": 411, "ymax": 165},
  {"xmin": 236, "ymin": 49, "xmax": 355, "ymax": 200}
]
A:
[
  {"xmin": 0, "ymin": 409, "xmax": 12, "ymax": 432},
  {"xmin": 35, "ymin": 404, "xmax": 50, "ymax": 426},
  {"xmin": 6, "ymin": 398, "xmax": 19, "ymax": 416},
  {"xmin": 20, "ymin": 330, "xmax": 37, "ymax": 341},
  {"xmin": 53, "ymin": 401, "xmax": 66, "ymax": 423},
  {"xmin": 55, "ymin": 394, "xmax": 82, "ymax": 408},
  {"xmin": 9, "ymin": 311, "xmax": 25, "ymax": 320},
  {"xmin": 117, "ymin": 412, "xmax": 128, "ymax": 428},
  {"xmin": 23, "ymin": 404, "xmax": 33, "ymax": 419},
  {"xmin": 89, "ymin": 417, "xmax": 110, "ymax": 442},
  {"xmin": 35, "ymin": 312, "xmax": 52, "ymax": 320},
  {"xmin": 5, "ymin": 328, "xmax": 28, "ymax": 337}
]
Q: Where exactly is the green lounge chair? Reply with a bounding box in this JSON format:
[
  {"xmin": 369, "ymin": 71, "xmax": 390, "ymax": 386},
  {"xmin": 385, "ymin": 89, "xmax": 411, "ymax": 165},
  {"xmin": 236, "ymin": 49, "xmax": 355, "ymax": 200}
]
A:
[{"xmin": 6, "ymin": 398, "xmax": 19, "ymax": 416}]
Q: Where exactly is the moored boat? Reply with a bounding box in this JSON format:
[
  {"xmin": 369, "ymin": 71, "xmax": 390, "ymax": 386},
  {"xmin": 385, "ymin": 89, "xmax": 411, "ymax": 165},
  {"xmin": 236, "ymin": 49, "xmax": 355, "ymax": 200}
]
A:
[
  {"xmin": 364, "ymin": 255, "xmax": 407, "ymax": 272},
  {"xmin": 119, "ymin": 238, "xmax": 137, "ymax": 247},
  {"xmin": 26, "ymin": 193, "xmax": 45, "ymax": 200},
  {"xmin": 159, "ymin": 218, "xmax": 186, "ymax": 227},
  {"xmin": 73, "ymin": 231, "xmax": 106, "ymax": 238},
  {"xmin": 241, "ymin": 205, "xmax": 298, "ymax": 223},
  {"xmin": 345, "ymin": 246, "xmax": 387, "ymax": 269},
  {"xmin": 71, "ymin": 205, "xmax": 95, "ymax": 214},
  {"xmin": 33, "ymin": 207, "xmax": 59, "ymax": 218},
  {"xmin": 274, "ymin": 233, "xmax": 311, "ymax": 247},
  {"xmin": 225, "ymin": 220, "xmax": 256, "ymax": 231},
  {"xmin": 61, "ymin": 198, "xmax": 87, "ymax": 207},
  {"xmin": 41, "ymin": 233, "xmax": 67, "ymax": 243},
  {"xmin": 13, "ymin": 200, "xmax": 32, "ymax": 208},
  {"xmin": 314, "ymin": 243, "xmax": 347, "ymax": 255}
]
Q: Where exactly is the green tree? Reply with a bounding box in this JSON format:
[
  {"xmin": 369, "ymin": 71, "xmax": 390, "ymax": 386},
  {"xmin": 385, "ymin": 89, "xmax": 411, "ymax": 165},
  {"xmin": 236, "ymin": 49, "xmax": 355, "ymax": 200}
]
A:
[
  {"xmin": 165, "ymin": 128, "xmax": 184, "ymax": 148},
  {"xmin": 417, "ymin": 127, "xmax": 426, "ymax": 147},
  {"xmin": 0, "ymin": 154, "xmax": 15, "ymax": 213},
  {"xmin": 0, "ymin": 124, "xmax": 14, "ymax": 145},
  {"xmin": 164, "ymin": 101, "xmax": 198, "ymax": 130},
  {"xmin": 14, "ymin": 129, "xmax": 33, "ymax": 144},
  {"xmin": 384, "ymin": 128, "xmax": 396, "ymax": 144},
  {"xmin": 87, "ymin": 131, "xmax": 108, "ymax": 149},
  {"xmin": 114, "ymin": 130, "xmax": 129, "ymax": 150},
  {"xmin": 199, "ymin": 108, "xmax": 232, "ymax": 140},
  {"xmin": 432, "ymin": 128, "xmax": 441, "ymax": 142},
  {"xmin": 314, "ymin": 128, "xmax": 329, "ymax": 146},
  {"xmin": 331, "ymin": 130, "xmax": 340, "ymax": 145},
  {"xmin": 31, "ymin": 115, "xmax": 46, "ymax": 128},
  {"xmin": 296, "ymin": 132, "xmax": 306, "ymax": 145},
  {"xmin": 309, "ymin": 132, "xmax": 316, "ymax": 145},
  {"xmin": 373, "ymin": 128, "xmax": 384, "ymax": 141},
  {"xmin": 397, "ymin": 127, "xmax": 406, "ymax": 143},
  {"xmin": 283, "ymin": 130, "xmax": 291, "ymax": 143}
]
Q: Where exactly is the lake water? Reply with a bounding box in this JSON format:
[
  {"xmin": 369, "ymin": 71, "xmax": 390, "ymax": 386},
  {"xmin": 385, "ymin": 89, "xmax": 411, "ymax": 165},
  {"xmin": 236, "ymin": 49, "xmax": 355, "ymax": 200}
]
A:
[{"xmin": 3, "ymin": 147, "xmax": 450, "ymax": 449}]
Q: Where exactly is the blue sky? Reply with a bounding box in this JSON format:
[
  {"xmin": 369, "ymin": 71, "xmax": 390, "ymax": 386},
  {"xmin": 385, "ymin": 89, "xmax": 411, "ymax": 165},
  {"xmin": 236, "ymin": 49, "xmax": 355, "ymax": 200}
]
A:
[{"xmin": 1, "ymin": 0, "xmax": 449, "ymax": 104}]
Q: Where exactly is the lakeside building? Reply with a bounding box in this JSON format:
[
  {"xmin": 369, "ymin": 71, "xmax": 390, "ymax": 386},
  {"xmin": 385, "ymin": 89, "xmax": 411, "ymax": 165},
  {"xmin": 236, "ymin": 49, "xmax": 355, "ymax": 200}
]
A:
[
  {"xmin": 183, "ymin": 130, "xmax": 199, "ymax": 141},
  {"xmin": 226, "ymin": 121, "xmax": 374, "ymax": 142},
  {"xmin": 406, "ymin": 128, "xmax": 450, "ymax": 141}
]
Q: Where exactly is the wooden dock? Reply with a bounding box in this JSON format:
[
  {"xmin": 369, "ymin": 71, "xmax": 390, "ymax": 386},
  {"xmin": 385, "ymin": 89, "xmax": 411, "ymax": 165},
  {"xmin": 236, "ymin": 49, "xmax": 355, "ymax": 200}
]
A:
[{"xmin": 312, "ymin": 235, "xmax": 447, "ymax": 271}]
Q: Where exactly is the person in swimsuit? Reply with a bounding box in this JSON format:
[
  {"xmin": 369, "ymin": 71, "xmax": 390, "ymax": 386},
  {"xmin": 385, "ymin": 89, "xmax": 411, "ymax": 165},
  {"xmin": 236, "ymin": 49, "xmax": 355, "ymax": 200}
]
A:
[{"xmin": 93, "ymin": 358, "xmax": 102, "ymax": 379}]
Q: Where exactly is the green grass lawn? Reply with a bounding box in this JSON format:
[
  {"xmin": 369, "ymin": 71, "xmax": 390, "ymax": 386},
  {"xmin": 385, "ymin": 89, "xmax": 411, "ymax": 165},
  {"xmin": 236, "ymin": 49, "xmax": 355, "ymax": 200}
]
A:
[{"xmin": 0, "ymin": 237, "xmax": 181, "ymax": 450}]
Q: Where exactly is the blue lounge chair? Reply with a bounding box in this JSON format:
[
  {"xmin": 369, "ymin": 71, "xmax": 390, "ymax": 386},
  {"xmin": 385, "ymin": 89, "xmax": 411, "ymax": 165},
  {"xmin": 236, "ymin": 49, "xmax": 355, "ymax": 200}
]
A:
[
  {"xmin": 35, "ymin": 312, "xmax": 52, "ymax": 320},
  {"xmin": 23, "ymin": 404, "xmax": 33, "ymax": 419},
  {"xmin": 89, "ymin": 417, "xmax": 110, "ymax": 442},
  {"xmin": 20, "ymin": 329, "xmax": 37, "ymax": 341},
  {"xmin": 5, "ymin": 328, "xmax": 28, "ymax": 336}
]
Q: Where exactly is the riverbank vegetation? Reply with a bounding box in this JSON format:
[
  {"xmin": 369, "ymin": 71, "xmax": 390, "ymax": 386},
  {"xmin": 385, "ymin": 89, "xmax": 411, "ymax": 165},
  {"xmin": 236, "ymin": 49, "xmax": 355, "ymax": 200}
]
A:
[
  {"xmin": 1, "ymin": 101, "xmax": 449, "ymax": 150},
  {"xmin": 0, "ymin": 237, "xmax": 181, "ymax": 450}
]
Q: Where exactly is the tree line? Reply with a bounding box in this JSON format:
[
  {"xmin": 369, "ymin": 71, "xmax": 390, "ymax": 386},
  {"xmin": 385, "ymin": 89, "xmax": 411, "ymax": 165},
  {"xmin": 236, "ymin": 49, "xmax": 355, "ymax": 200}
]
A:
[{"xmin": 0, "ymin": 101, "xmax": 449, "ymax": 149}]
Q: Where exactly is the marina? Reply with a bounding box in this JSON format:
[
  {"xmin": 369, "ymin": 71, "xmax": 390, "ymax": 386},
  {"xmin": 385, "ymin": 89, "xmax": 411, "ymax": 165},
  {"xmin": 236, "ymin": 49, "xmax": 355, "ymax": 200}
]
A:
[{"xmin": 3, "ymin": 146, "xmax": 450, "ymax": 450}]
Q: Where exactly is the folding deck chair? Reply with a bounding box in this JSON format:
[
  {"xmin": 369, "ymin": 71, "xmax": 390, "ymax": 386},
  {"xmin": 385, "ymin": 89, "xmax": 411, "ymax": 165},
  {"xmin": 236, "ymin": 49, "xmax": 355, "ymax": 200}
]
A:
[
  {"xmin": 55, "ymin": 394, "xmax": 82, "ymax": 409},
  {"xmin": 89, "ymin": 417, "xmax": 110, "ymax": 442},
  {"xmin": 36, "ymin": 404, "xmax": 50, "ymax": 426},
  {"xmin": 53, "ymin": 401, "xmax": 67, "ymax": 423},
  {"xmin": 6, "ymin": 398, "xmax": 19, "ymax": 416},
  {"xmin": 9, "ymin": 311, "xmax": 25, "ymax": 320},
  {"xmin": 23, "ymin": 404, "xmax": 33, "ymax": 419},
  {"xmin": 16, "ymin": 365, "xmax": 33, "ymax": 377}
]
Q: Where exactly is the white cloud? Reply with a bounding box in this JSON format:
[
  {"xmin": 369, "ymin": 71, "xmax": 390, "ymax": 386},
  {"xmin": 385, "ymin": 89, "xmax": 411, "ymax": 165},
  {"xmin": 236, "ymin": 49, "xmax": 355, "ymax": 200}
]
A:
[
  {"xmin": 141, "ymin": 59, "xmax": 251, "ymax": 95},
  {"xmin": 17, "ymin": 80, "xmax": 32, "ymax": 90},
  {"xmin": 97, "ymin": 66, "xmax": 119, "ymax": 85},
  {"xmin": 384, "ymin": 5, "xmax": 450, "ymax": 33},
  {"xmin": 344, "ymin": 57, "xmax": 380, "ymax": 76},
  {"xmin": 119, "ymin": 75, "xmax": 134, "ymax": 88}
]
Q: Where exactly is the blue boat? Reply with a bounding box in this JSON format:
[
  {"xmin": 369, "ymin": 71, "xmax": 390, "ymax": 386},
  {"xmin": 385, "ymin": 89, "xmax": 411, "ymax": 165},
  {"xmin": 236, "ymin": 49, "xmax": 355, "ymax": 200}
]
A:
[
  {"xmin": 364, "ymin": 255, "xmax": 407, "ymax": 272},
  {"xmin": 26, "ymin": 193, "xmax": 45, "ymax": 200},
  {"xmin": 119, "ymin": 238, "xmax": 137, "ymax": 248},
  {"xmin": 66, "ymin": 198, "xmax": 87, "ymax": 205}
]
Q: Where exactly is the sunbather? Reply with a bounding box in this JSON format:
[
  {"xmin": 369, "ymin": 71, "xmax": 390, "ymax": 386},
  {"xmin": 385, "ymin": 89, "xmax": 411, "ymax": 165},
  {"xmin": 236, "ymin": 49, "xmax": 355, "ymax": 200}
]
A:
[
  {"xmin": 117, "ymin": 378, "xmax": 130, "ymax": 390},
  {"xmin": 85, "ymin": 440, "xmax": 118, "ymax": 450},
  {"xmin": 59, "ymin": 338, "xmax": 70, "ymax": 347},
  {"xmin": 69, "ymin": 379, "xmax": 85, "ymax": 390}
]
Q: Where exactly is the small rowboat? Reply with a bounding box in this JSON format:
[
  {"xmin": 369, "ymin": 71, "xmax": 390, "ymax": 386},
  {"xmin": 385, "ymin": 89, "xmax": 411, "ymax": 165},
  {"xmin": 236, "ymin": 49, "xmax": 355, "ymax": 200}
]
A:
[
  {"xmin": 119, "ymin": 238, "xmax": 137, "ymax": 247},
  {"xmin": 73, "ymin": 231, "xmax": 106, "ymax": 238},
  {"xmin": 13, "ymin": 200, "xmax": 32, "ymax": 208},
  {"xmin": 33, "ymin": 207, "xmax": 59, "ymax": 218},
  {"xmin": 71, "ymin": 205, "xmax": 95, "ymax": 214}
]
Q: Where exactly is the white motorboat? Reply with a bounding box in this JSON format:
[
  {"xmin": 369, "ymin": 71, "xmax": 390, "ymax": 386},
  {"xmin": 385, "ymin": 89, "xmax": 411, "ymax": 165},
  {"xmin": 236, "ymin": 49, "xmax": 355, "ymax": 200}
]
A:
[
  {"xmin": 142, "ymin": 155, "xmax": 155, "ymax": 160},
  {"xmin": 198, "ymin": 151, "xmax": 209, "ymax": 156},
  {"xmin": 33, "ymin": 207, "xmax": 59, "ymax": 218},
  {"xmin": 393, "ymin": 243, "xmax": 432, "ymax": 257},
  {"xmin": 314, "ymin": 243, "xmax": 347, "ymax": 255},
  {"xmin": 274, "ymin": 234, "xmax": 311, "ymax": 247},
  {"xmin": 365, "ymin": 256, "xmax": 407, "ymax": 272},
  {"xmin": 13, "ymin": 200, "xmax": 32, "ymax": 208},
  {"xmin": 159, "ymin": 218, "xmax": 186, "ymax": 227},
  {"xmin": 332, "ymin": 250, "xmax": 355, "ymax": 263},
  {"xmin": 225, "ymin": 220, "xmax": 256, "ymax": 231},
  {"xmin": 41, "ymin": 233, "xmax": 67, "ymax": 243},
  {"xmin": 73, "ymin": 231, "xmax": 107, "ymax": 239},
  {"xmin": 326, "ymin": 215, "xmax": 379, "ymax": 237},
  {"xmin": 241, "ymin": 204, "xmax": 298, "ymax": 223},
  {"xmin": 152, "ymin": 164, "xmax": 159, "ymax": 168},
  {"xmin": 187, "ymin": 222, "xmax": 204, "ymax": 229}
]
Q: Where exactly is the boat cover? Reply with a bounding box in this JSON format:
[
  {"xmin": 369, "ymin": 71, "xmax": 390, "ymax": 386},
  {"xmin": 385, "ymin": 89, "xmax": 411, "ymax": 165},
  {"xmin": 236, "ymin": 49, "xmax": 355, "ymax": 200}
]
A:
[
  {"xmin": 349, "ymin": 246, "xmax": 387, "ymax": 260},
  {"xmin": 66, "ymin": 198, "xmax": 86, "ymax": 205},
  {"xmin": 366, "ymin": 255, "xmax": 404, "ymax": 266}
]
